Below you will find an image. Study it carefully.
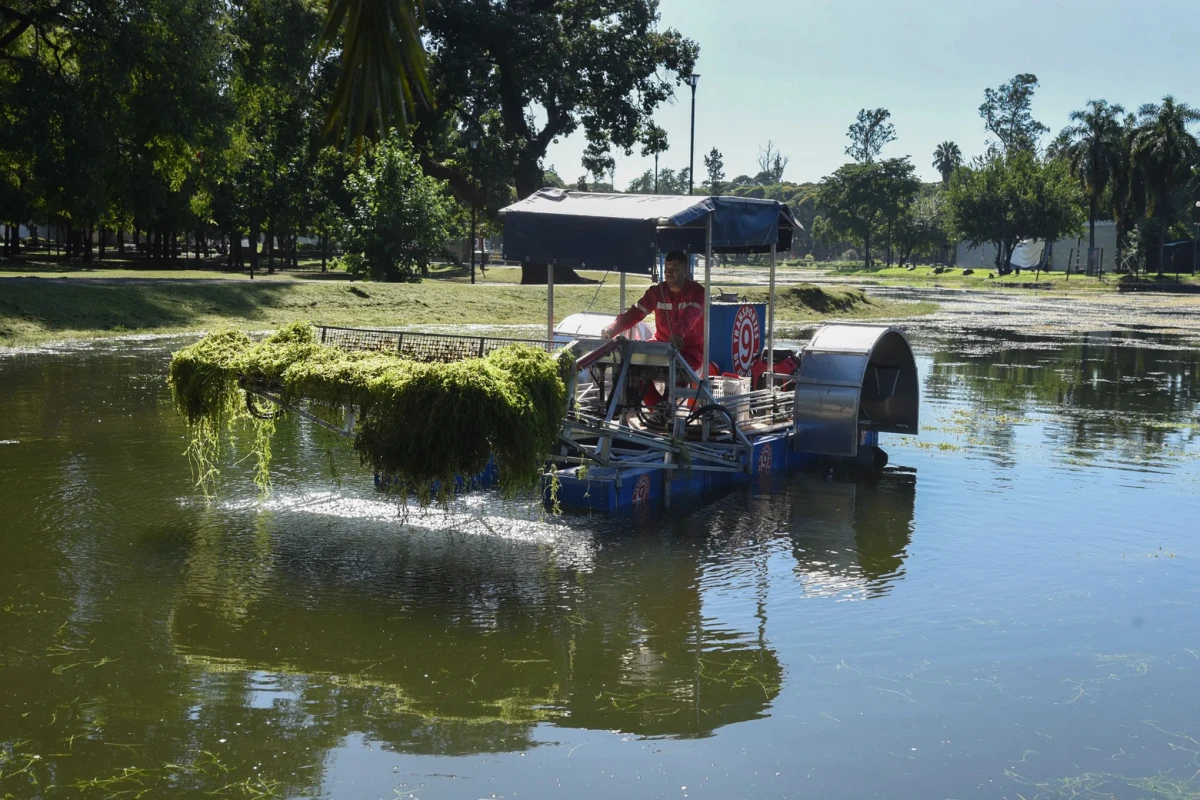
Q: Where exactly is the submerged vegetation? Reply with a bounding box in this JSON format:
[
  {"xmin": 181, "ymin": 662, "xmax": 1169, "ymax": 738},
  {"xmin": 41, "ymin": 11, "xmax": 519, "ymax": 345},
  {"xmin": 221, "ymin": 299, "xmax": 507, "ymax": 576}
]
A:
[{"xmin": 167, "ymin": 322, "xmax": 567, "ymax": 505}]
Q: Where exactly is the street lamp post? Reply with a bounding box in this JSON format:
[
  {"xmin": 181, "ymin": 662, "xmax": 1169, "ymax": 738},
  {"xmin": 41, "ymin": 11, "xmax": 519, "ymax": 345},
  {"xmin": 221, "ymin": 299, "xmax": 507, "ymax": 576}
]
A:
[
  {"xmin": 469, "ymin": 138, "xmax": 479, "ymax": 285},
  {"xmin": 687, "ymin": 74, "xmax": 700, "ymax": 195}
]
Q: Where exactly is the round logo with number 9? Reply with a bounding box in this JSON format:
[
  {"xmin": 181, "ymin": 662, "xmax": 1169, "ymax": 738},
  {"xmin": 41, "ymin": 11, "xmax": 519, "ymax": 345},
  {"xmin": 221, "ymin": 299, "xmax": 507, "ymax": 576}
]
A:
[{"xmin": 731, "ymin": 305, "xmax": 762, "ymax": 376}]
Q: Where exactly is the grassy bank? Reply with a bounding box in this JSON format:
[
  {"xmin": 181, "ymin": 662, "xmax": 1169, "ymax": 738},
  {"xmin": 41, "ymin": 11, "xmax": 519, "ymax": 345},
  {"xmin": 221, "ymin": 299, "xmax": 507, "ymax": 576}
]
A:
[
  {"xmin": 0, "ymin": 253, "xmax": 649, "ymax": 286},
  {"xmin": 809, "ymin": 261, "xmax": 1200, "ymax": 291},
  {"xmin": 0, "ymin": 277, "xmax": 933, "ymax": 347}
]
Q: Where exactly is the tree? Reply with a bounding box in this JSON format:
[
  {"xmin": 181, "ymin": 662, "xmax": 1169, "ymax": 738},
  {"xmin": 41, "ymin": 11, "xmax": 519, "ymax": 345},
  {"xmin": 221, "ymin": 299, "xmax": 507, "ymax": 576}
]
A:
[
  {"xmin": 946, "ymin": 150, "xmax": 1083, "ymax": 274},
  {"xmin": 893, "ymin": 189, "xmax": 948, "ymax": 266},
  {"xmin": 979, "ymin": 73, "xmax": 1048, "ymax": 154},
  {"xmin": 640, "ymin": 123, "xmax": 669, "ymax": 193},
  {"xmin": 1063, "ymin": 99, "xmax": 1126, "ymax": 267},
  {"xmin": 704, "ymin": 147, "xmax": 725, "ymax": 195},
  {"xmin": 1108, "ymin": 112, "xmax": 1147, "ymax": 271},
  {"xmin": 1131, "ymin": 96, "xmax": 1200, "ymax": 274},
  {"xmin": 414, "ymin": 0, "xmax": 698, "ymax": 283},
  {"xmin": 628, "ymin": 167, "xmax": 688, "ymax": 195},
  {"xmin": 846, "ymin": 108, "xmax": 896, "ymax": 163},
  {"xmin": 932, "ymin": 141, "xmax": 963, "ymax": 187},
  {"xmin": 815, "ymin": 157, "xmax": 918, "ymax": 268},
  {"xmin": 340, "ymin": 133, "xmax": 452, "ymax": 281},
  {"xmin": 1, "ymin": 0, "xmax": 231, "ymax": 263},
  {"xmin": 757, "ymin": 141, "xmax": 788, "ymax": 183},
  {"xmin": 581, "ymin": 133, "xmax": 616, "ymax": 192},
  {"xmin": 319, "ymin": 0, "xmax": 430, "ymax": 146}
]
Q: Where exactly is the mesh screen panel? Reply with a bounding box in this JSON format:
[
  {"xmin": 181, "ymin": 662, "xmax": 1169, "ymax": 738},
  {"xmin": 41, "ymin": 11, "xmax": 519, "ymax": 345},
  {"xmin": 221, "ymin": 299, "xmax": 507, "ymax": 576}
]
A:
[{"xmin": 316, "ymin": 326, "xmax": 558, "ymax": 362}]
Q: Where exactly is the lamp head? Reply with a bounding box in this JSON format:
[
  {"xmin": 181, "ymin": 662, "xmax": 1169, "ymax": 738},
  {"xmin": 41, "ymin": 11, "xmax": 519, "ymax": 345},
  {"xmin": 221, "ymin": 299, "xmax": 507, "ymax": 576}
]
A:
[{"xmin": 687, "ymin": 74, "xmax": 700, "ymax": 89}]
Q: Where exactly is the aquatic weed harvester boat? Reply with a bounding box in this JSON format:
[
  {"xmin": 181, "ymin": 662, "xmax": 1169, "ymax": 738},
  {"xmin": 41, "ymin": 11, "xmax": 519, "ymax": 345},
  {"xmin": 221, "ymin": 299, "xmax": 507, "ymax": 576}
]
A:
[{"xmin": 168, "ymin": 190, "xmax": 920, "ymax": 512}]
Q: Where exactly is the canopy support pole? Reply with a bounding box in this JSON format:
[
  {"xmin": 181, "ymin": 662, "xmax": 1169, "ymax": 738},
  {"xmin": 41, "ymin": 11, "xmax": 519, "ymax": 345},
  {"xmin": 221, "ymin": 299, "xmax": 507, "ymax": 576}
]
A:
[
  {"xmin": 547, "ymin": 263, "xmax": 555, "ymax": 341},
  {"xmin": 701, "ymin": 211, "xmax": 713, "ymax": 393},
  {"xmin": 619, "ymin": 270, "xmax": 626, "ymax": 312},
  {"xmin": 767, "ymin": 243, "xmax": 776, "ymax": 387}
]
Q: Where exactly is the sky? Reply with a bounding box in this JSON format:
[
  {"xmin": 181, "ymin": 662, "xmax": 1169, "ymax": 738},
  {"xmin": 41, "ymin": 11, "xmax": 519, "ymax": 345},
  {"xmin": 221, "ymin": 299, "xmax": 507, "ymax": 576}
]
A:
[{"xmin": 542, "ymin": 0, "xmax": 1200, "ymax": 189}]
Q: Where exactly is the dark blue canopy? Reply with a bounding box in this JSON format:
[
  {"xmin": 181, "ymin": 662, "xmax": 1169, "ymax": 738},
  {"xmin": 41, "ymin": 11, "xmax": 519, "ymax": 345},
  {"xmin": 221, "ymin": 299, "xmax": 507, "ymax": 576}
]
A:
[{"xmin": 500, "ymin": 189, "xmax": 801, "ymax": 275}]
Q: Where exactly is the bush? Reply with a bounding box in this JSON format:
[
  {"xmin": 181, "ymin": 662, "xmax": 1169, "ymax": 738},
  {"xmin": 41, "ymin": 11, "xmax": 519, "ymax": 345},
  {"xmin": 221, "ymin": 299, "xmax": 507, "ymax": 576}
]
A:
[{"xmin": 341, "ymin": 133, "xmax": 453, "ymax": 281}]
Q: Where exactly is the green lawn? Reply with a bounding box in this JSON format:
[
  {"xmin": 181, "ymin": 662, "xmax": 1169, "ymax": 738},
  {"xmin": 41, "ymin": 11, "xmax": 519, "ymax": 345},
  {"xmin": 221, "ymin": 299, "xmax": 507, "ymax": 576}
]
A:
[
  {"xmin": 0, "ymin": 254, "xmax": 651, "ymax": 287},
  {"xmin": 0, "ymin": 276, "xmax": 934, "ymax": 347}
]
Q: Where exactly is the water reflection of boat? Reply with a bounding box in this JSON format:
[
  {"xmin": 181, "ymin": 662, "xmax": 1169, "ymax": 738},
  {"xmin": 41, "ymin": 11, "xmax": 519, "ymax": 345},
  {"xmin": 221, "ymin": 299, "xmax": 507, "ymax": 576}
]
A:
[
  {"xmin": 170, "ymin": 514, "xmax": 782, "ymax": 754},
  {"xmin": 784, "ymin": 469, "xmax": 916, "ymax": 599}
]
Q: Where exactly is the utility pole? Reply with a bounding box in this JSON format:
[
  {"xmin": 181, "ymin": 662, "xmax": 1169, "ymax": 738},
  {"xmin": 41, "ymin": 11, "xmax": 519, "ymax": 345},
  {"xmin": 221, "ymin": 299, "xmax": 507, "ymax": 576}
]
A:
[
  {"xmin": 687, "ymin": 74, "xmax": 700, "ymax": 195},
  {"xmin": 469, "ymin": 138, "xmax": 479, "ymax": 284}
]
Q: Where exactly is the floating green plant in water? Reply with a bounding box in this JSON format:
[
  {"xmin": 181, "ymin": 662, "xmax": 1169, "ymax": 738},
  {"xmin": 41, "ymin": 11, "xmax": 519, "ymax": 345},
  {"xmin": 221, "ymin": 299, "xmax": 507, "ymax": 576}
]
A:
[{"xmin": 168, "ymin": 322, "xmax": 568, "ymax": 506}]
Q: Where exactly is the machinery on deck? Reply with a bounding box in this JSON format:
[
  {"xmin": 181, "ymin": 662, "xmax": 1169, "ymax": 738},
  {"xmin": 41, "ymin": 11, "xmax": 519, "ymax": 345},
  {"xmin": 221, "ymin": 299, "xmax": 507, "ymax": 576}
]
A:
[{"xmin": 245, "ymin": 189, "xmax": 920, "ymax": 512}]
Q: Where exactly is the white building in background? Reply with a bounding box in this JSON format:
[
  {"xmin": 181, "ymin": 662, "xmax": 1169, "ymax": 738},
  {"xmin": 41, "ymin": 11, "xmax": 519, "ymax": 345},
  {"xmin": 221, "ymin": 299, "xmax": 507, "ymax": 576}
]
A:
[{"xmin": 955, "ymin": 220, "xmax": 1118, "ymax": 272}]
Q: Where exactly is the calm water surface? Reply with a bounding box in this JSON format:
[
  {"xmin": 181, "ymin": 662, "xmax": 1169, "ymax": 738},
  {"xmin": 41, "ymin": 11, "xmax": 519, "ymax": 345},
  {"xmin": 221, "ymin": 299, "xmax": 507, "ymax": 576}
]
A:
[{"xmin": 1, "ymin": 327, "xmax": 1198, "ymax": 799}]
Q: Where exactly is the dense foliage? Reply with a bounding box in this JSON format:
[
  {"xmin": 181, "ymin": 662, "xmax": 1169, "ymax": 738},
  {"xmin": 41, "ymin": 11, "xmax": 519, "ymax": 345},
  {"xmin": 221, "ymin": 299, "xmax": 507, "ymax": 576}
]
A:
[
  {"xmin": 339, "ymin": 134, "xmax": 452, "ymax": 281},
  {"xmin": 0, "ymin": 0, "xmax": 696, "ymax": 281},
  {"xmin": 946, "ymin": 150, "xmax": 1083, "ymax": 272},
  {"xmin": 168, "ymin": 322, "xmax": 568, "ymax": 505}
]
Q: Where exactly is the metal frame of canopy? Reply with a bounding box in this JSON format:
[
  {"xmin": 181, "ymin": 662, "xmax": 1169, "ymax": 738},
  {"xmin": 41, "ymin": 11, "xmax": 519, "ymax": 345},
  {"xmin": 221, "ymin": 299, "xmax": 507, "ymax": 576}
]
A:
[{"xmin": 498, "ymin": 189, "xmax": 801, "ymax": 393}]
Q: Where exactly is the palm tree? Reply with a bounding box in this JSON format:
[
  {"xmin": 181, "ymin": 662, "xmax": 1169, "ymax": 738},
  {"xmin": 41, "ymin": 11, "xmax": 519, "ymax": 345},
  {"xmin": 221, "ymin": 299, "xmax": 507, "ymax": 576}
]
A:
[
  {"xmin": 320, "ymin": 0, "xmax": 430, "ymax": 147},
  {"xmin": 932, "ymin": 141, "xmax": 962, "ymax": 187},
  {"xmin": 1063, "ymin": 100, "xmax": 1125, "ymax": 270},
  {"xmin": 1108, "ymin": 112, "xmax": 1145, "ymax": 273},
  {"xmin": 931, "ymin": 141, "xmax": 962, "ymax": 264},
  {"xmin": 1132, "ymin": 96, "xmax": 1200, "ymax": 275}
]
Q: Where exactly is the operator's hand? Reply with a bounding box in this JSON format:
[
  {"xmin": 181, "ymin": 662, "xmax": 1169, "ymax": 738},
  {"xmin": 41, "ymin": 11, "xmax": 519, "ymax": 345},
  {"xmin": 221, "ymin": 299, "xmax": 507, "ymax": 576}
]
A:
[
  {"xmin": 669, "ymin": 333, "xmax": 684, "ymax": 350},
  {"xmin": 601, "ymin": 326, "xmax": 614, "ymax": 340}
]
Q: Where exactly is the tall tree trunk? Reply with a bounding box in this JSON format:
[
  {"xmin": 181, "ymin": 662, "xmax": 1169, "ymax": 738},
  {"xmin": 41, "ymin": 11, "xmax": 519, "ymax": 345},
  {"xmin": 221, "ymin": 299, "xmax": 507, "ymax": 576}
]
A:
[
  {"xmin": 248, "ymin": 223, "xmax": 259, "ymax": 278},
  {"xmin": 117, "ymin": 230, "xmax": 125, "ymax": 255},
  {"xmin": 321, "ymin": 234, "xmax": 328, "ymax": 272},
  {"xmin": 99, "ymin": 228, "xmax": 106, "ymax": 261},
  {"xmin": 863, "ymin": 231, "xmax": 872, "ymax": 269},
  {"xmin": 1157, "ymin": 225, "xmax": 1165, "ymax": 277},
  {"xmin": 265, "ymin": 226, "xmax": 274, "ymax": 274},
  {"xmin": 83, "ymin": 228, "xmax": 93, "ymax": 263},
  {"xmin": 1088, "ymin": 195, "xmax": 1097, "ymax": 273}
]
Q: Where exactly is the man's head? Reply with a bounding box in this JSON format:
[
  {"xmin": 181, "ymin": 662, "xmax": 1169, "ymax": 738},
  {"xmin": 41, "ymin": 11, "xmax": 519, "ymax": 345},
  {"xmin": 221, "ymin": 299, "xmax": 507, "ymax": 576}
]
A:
[{"xmin": 663, "ymin": 250, "xmax": 690, "ymax": 291}]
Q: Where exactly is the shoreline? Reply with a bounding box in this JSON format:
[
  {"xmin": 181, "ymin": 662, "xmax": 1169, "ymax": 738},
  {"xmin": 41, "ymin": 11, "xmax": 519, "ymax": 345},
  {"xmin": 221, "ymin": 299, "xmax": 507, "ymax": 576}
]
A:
[{"xmin": 0, "ymin": 277, "xmax": 936, "ymax": 349}]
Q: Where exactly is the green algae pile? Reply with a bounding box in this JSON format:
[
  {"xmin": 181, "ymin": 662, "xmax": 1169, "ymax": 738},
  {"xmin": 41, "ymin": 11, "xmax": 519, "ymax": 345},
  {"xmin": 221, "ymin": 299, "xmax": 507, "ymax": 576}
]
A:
[{"xmin": 167, "ymin": 322, "xmax": 568, "ymax": 505}]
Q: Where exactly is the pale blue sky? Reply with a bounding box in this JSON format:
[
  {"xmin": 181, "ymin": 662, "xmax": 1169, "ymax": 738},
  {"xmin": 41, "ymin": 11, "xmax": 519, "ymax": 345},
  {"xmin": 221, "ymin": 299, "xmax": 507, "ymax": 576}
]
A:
[{"xmin": 543, "ymin": 0, "xmax": 1200, "ymax": 188}]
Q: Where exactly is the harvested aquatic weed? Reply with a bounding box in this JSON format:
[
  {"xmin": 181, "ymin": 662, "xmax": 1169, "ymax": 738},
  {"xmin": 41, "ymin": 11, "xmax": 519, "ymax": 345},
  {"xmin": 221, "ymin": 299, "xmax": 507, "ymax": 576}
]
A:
[{"xmin": 168, "ymin": 322, "xmax": 568, "ymax": 505}]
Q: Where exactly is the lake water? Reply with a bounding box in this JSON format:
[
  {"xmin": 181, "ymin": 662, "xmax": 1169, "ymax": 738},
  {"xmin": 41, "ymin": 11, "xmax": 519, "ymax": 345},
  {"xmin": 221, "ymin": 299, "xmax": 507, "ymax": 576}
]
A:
[{"xmin": 1, "ymin": 321, "xmax": 1198, "ymax": 799}]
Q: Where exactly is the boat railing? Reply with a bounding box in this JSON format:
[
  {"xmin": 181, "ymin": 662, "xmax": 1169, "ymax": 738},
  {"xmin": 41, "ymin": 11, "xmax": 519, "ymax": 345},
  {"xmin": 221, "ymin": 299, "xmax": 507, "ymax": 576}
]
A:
[{"xmin": 315, "ymin": 325, "xmax": 559, "ymax": 362}]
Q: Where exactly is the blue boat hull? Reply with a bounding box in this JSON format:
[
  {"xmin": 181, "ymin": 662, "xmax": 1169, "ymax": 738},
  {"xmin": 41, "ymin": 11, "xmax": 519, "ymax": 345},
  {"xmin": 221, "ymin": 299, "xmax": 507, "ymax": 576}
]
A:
[{"xmin": 549, "ymin": 430, "xmax": 883, "ymax": 513}]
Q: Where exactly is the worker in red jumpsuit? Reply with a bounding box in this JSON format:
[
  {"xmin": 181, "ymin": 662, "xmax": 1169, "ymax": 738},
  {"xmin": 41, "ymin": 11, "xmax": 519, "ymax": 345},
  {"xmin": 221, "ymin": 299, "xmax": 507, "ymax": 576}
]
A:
[{"xmin": 602, "ymin": 250, "xmax": 711, "ymax": 425}]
